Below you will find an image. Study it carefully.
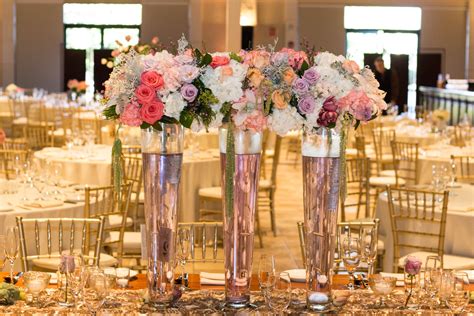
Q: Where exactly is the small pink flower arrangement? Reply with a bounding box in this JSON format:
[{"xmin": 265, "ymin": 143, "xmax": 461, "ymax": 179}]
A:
[
  {"xmin": 67, "ymin": 79, "xmax": 87, "ymax": 95},
  {"xmin": 404, "ymin": 256, "xmax": 422, "ymax": 307}
]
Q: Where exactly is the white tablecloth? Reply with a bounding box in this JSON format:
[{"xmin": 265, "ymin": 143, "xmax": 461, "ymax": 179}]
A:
[{"xmin": 376, "ymin": 183, "xmax": 474, "ymax": 272}]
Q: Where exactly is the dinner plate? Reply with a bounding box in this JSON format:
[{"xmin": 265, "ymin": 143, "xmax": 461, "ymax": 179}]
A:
[
  {"xmin": 0, "ymin": 204, "xmax": 14, "ymax": 212},
  {"xmin": 282, "ymin": 269, "xmax": 306, "ymax": 283}
]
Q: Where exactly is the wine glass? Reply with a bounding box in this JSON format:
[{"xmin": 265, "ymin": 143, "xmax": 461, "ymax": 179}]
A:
[
  {"xmin": 342, "ymin": 237, "xmax": 361, "ymax": 290},
  {"xmin": 423, "ymin": 256, "xmax": 442, "ymax": 307},
  {"xmin": 449, "ymin": 158, "xmax": 457, "ymax": 187},
  {"xmin": 267, "ymin": 272, "xmax": 292, "ymax": 315},
  {"xmin": 361, "ymin": 228, "xmax": 378, "ymax": 275},
  {"xmin": 4, "ymin": 227, "xmax": 19, "ymax": 284},
  {"xmin": 90, "ymin": 271, "xmax": 109, "ymax": 309},
  {"xmin": 445, "ymin": 272, "xmax": 470, "ymax": 314},
  {"xmin": 13, "ymin": 154, "xmax": 23, "ymax": 180},
  {"xmin": 68, "ymin": 258, "xmax": 87, "ymax": 310},
  {"xmin": 438, "ymin": 270, "xmax": 454, "ymax": 308},
  {"xmin": 258, "ymin": 254, "xmax": 276, "ymax": 302},
  {"xmin": 177, "ymin": 227, "xmax": 190, "ymax": 289},
  {"xmin": 50, "ymin": 163, "xmax": 63, "ymax": 195}
]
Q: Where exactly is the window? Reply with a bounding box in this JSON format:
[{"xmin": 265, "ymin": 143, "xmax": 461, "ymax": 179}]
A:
[
  {"xmin": 63, "ymin": 4, "xmax": 142, "ymax": 93},
  {"xmin": 344, "ymin": 6, "xmax": 421, "ymax": 31}
]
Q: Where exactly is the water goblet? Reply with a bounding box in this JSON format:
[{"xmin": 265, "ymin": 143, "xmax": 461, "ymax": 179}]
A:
[
  {"xmin": 445, "ymin": 272, "xmax": 470, "ymax": 314},
  {"xmin": 91, "ymin": 271, "xmax": 109, "ymax": 309},
  {"xmin": 361, "ymin": 227, "xmax": 378, "ymax": 275},
  {"xmin": 438, "ymin": 270, "xmax": 454, "ymax": 308},
  {"xmin": 258, "ymin": 254, "xmax": 276, "ymax": 303},
  {"xmin": 267, "ymin": 272, "xmax": 292, "ymax": 315},
  {"xmin": 342, "ymin": 237, "xmax": 361, "ymax": 290},
  {"xmin": 177, "ymin": 227, "xmax": 190, "ymax": 289},
  {"xmin": 4, "ymin": 227, "xmax": 19, "ymax": 284}
]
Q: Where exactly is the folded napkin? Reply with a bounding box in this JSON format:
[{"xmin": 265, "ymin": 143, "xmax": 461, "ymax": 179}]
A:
[
  {"xmin": 460, "ymin": 270, "xmax": 474, "ymax": 283},
  {"xmin": 200, "ymin": 272, "xmax": 225, "ymax": 285},
  {"xmin": 48, "ymin": 272, "xmax": 58, "ymax": 284},
  {"xmin": 380, "ymin": 272, "xmax": 405, "ymax": 287},
  {"xmin": 23, "ymin": 200, "xmax": 64, "ymax": 208}
]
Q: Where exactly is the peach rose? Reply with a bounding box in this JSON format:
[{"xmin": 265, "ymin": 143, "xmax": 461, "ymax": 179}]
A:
[
  {"xmin": 271, "ymin": 90, "xmax": 290, "ymax": 110},
  {"xmin": 342, "ymin": 60, "xmax": 360, "ymax": 74},
  {"xmin": 282, "ymin": 67, "xmax": 296, "ymax": 85},
  {"xmin": 210, "ymin": 55, "xmax": 230, "ymax": 68},
  {"xmin": 247, "ymin": 68, "xmax": 264, "ymax": 88},
  {"xmin": 220, "ymin": 66, "xmax": 234, "ymax": 78}
]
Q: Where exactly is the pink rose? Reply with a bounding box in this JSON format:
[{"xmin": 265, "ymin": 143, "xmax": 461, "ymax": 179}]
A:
[
  {"xmin": 111, "ymin": 50, "xmax": 120, "ymax": 58},
  {"xmin": 119, "ymin": 102, "xmax": 142, "ymax": 127},
  {"xmin": 141, "ymin": 71, "xmax": 164, "ymax": 89},
  {"xmin": 140, "ymin": 98, "xmax": 164, "ymax": 125},
  {"xmin": 59, "ymin": 254, "xmax": 76, "ymax": 274},
  {"xmin": 0, "ymin": 129, "xmax": 5, "ymax": 144},
  {"xmin": 135, "ymin": 84, "xmax": 156, "ymax": 104},
  {"xmin": 338, "ymin": 90, "xmax": 374, "ymax": 122},
  {"xmin": 210, "ymin": 55, "xmax": 230, "ymax": 68},
  {"xmin": 404, "ymin": 256, "xmax": 422, "ymax": 275},
  {"xmin": 342, "ymin": 60, "xmax": 360, "ymax": 74}
]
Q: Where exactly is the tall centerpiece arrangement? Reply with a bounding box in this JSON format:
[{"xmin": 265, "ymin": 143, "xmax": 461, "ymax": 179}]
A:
[{"xmin": 267, "ymin": 49, "xmax": 387, "ymax": 311}]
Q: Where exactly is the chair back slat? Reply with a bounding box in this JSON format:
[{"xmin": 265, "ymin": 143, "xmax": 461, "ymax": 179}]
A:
[
  {"xmin": 59, "ymin": 220, "xmax": 63, "ymax": 253},
  {"xmin": 47, "ymin": 220, "xmax": 52, "ymax": 256},
  {"xmin": 391, "ymin": 140, "xmax": 419, "ymax": 185},
  {"xmin": 341, "ymin": 157, "xmax": 370, "ymax": 221},
  {"xmin": 451, "ymin": 155, "xmax": 474, "ymax": 183},
  {"xmin": 178, "ymin": 222, "xmax": 223, "ymax": 263},
  {"xmin": 35, "ymin": 220, "xmax": 40, "ymax": 256}
]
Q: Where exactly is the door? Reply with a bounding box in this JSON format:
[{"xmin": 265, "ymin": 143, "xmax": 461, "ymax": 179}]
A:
[
  {"xmin": 417, "ymin": 53, "xmax": 442, "ymax": 88},
  {"xmin": 93, "ymin": 49, "xmax": 113, "ymax": 93},
  {"xmin": 363, "ymin": 53, "xmax": 382, "ymax": 72},
  {"xmin": 390, "ymin": 54, "xmax": 409, "ymax": 108},
  {"xmin": 64, "ymin": 49, "xmax": 86, "ymax": 91}
]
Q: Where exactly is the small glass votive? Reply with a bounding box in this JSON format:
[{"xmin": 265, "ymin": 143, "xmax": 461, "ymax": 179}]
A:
[
  {"xmin": 103, "ymin": 267, "xmax": 117, "ymax": 289},
  {"xmin": 116, "ymin": 268, "xmax": 130, "ymax": 288},
  {"xmin": 23, "ymin": 271, "xmax": 51, "ymax": 306}
]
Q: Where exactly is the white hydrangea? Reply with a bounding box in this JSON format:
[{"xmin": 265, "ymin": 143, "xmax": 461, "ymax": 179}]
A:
[
  {"xmin": 268, "ymin": 107, "xmax": 303, "ymax": 136},
  {"xmin": 163, "ymin": 92, "xmax": 186, "ymax": 120}
]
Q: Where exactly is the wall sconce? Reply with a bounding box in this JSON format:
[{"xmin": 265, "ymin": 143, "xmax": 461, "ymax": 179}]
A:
[{"xmin": 240, "ymin": 0, "xmax": 257, "ymax": 26}]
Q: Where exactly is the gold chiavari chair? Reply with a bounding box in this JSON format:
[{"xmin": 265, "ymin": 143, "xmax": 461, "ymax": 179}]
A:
[
  {"xmin": 257, "ymin": 135, "xmax": 282, "ymax": 243},
  {"xmin": 26, "ymin": 101, "xmax": 48, "ymax": 125},
  {"xmin": 78, "ymin": 111, "xmax": 102, "ymax": 144},
  {"xmin": 122, "ymin": 155, "xmax": 143, "ymax": 230},
  {"xmin": 451, "ymin": 155, "xmax": 474, "ymax": 183},
  {"xmin": 2, "ymin": 138, "xmax": 29, "ymax": 150},
  {"xmin": 286, "ymin": 134, "xmax": 301, "ymax": 165},
  {"xmin": 452, "ymin": 125, "xmax": 472, "ymax": 147},
  {"xmin": 0, "ymin": 149, "xmax": 29, "ymax": 180},
  {"xmin": 372, "ymin": 128, "xmax": 396, "ymax": 177},
  {"xmin": 122, "ymin": 145, "xmax": 142, "ymax": 157},
  {"xmin": 391, "ymin": 141, "xmax": 419, "ymax": 186},
  {"xmin": 84, "ymin": 183, "xmax": 133, "ymax": 265},
  {"xmin": 297, "ymin": 219, "xmax": 382, "ymax": 272},
  {"xmin": 386, "ymin": 186, "xmax": 474, "ymax": 272},
  {"xmin": 25, "ymin": 123, "xmax": 55, "ymax": 150},
  {"xmin": 16, "ymin": 216, "xmax": 108, "ymax": 271},
  {"xmin": 341, "ymin": 158, "xmax": 370, "ymax": 221},
  {"xmin": 9, "ymin": 98, "xmax": 28, "ymax": 138},
  {"xmin": 177, "ymin": 221, "xmax": 224, "ymax": 263},
  {"xmin": 354, "ymin": 135, "xmax": 367, "ymax": 159}
]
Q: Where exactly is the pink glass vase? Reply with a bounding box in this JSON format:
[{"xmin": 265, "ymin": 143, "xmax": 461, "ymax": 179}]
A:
[
  {"xmin": 302, "ymin": 128, "xmax": 341, "ymax": 312},
  {"xmin": 219, "ymin": 126, "xmax": 262, "ymax": 308},
  {"xmin": 141, "ymin": 124, "xmax": 183, "ymax": 307}
]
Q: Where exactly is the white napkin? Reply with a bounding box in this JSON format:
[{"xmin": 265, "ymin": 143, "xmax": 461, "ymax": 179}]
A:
[
  {"xmin": 283, "ymin": 269, "xmax": 306, "ymax": 283},
  {"xmin": 23, "ymin": 200, "xmax": 64, "ymax": 208},
  {"xmin": 380, "ymin": 272, "xmax": 405, "ymax": 286},
  {"xmin": 200, "ymin": 272, "xmax": 225, "ymax": 285},
  {"xmin": 459, "ymin": 270, "xmax": 474, "ymax": 283},
  {"xmin": 48, "ymin": 272, "xmax": 58, "ymax": 284}
]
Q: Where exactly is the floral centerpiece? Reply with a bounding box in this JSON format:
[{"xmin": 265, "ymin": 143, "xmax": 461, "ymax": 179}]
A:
[
  {"xmin": 67, "ymin": 79, "xmax": 87, "ymax": 96},
  {"xmin": 404, "ymin": 256, "xmax": 422, "ymax": 308}
]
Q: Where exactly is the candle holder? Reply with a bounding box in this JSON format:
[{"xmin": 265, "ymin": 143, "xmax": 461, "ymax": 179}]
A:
[{"xmin": 23, "ymin": 271, "xmax": 51, "ymax": 306}]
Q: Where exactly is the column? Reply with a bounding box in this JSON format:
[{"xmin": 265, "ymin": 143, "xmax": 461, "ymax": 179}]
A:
[
  {"xmin": 188, "ymin": 0, "xmax": 203, "ymax": 50},
  {"xmin": 225, "ymin": 0, "xmax": 241, "ymax": 52},
  {"xmin": 467, "ymin": 0, "xmax": 474, "ymax": 78},
  {"xmin": 0, "ymin": 0, "xmax": 15, "ymax": 86},
  {"xmin": 284, "ymin": 0, "xmax": 298, "ymax": 49}
]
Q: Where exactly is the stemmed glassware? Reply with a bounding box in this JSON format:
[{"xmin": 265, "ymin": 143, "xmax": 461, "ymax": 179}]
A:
[
  {"xmin": 68, "ymin": 258, "xmax": 88, "ymax": 310},
  {"xmin": 445, "ymin": 272, "xmax": 470, "ymax": 314},
  {"xmin": 267, "ymin": 272, "xmax": 292, "ymax": 315},
  {"xmin": 423, "ymin": 256, "xmax": 442, "ymax": 308},
  {"xmin": 361, "ymin": 228, "xmax": 378, "ymax": 275},
  {"xmin": 4, "ymin": 227, "xmax": 19, "ymax": 284},
  {"xmin": 258, "ymin": 254, "xmax": 276, "ymax": 303},
  {"xmin": 342, "ymin": 237, "xmax": 361, "ymax": 290},
  {"xmin": 177, "ymin": 227, "xmax": 190, "ymax": 289}
]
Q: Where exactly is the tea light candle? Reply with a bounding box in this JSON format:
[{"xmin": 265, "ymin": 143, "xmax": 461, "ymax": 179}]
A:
[
  {"xmin": 117, "ymin": 278, "xmax": 128, "ymax": 288},
  {"xmin": 27, "ymin": 279, "xmax": 45, "ymax": 294}
]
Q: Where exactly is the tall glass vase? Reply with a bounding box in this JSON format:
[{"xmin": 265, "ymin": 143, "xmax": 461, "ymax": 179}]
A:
[
  {"xmin": 302, "ymin": 128, "xmax": 341, "ymax": 312},
  {"xmin": 219, "ymin": 126, "xmax": 262, "ymax": 308},
  {"xmin": 141, "ymin": 124, "xmax": 183, "ymax": 307}
]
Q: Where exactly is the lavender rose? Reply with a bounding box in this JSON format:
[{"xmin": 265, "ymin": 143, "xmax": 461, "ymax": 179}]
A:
[
  {"xmin": 180, "ymin": 84, "xmax": 198, "ymax": 102},
  {"xmin": 297, "ymin": 95, "xmax": 316, "ymax": 114},
  {"xmin": 59, "ymin": 254, "xmax": 76, "ymax": 274},
  {"xmin": 292, "ymin": 78, "xmax": 309, "ymax": 96},
  {"xmin": 404, "ymin": 256, "xmax": 422, "ymax": 275},
  {"xmin": 302, "ymin": 67, "xmax": 320, "ymax": 84},
  {"xmin": 322, "ymin": 96, "xmax": 338, "ymax": 112}
]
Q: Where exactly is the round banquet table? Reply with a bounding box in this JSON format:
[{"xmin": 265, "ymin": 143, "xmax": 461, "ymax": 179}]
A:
[
  {"xmin": 34, "ymin": 145, "xmax": 221, "ymax": 222},
  {"xmin": 0, "ymin": 179, "xmax": 87, "ymax": 271},
  {"xmin": 376, "ymin": 183, "xmax": 474, "ymax": 272}
]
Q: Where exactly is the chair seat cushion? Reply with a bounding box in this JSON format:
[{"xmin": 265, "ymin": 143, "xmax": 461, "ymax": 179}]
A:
[
  {"xmin": 198, "ymin": 187, "xmax": 222, "ymax": 199},
  {"xmin": 12, "ymin": 117, "xmax": 27, "ymax": 125},
  {"xmin": 398, "ymin": 252, "xmax": 474, "ymax": 270},
  {"xmin": 32, "ymin": 251, "xmax": 117, "ymax": 270},
  {"xmin": 259, "ymin": 179, "xmax": 273, "ymax": 189},
  {"xmin": 380, "ymin": 170, "xmax": 396, "ymax": 177},
  {"xmin": 369, "ymin": 176, "xmax": 405, "ymax": 187},
  {"xmin": 265, "ymin": 149, "xmax": 274, "ymax": 157},
  {"xmin": 108, "ymin": 231, "xmax": 142, "ymax": 253},
  {"xmin": 107, "ymin": 215, "xmax": 133, "ymax": 228}
]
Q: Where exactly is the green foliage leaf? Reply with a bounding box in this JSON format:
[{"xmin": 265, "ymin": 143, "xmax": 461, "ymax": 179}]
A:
[
  {"xmin": 103, "ymin": 105, "xmax": 119, "ymax": 120},
  {"xmin": 200, "ymin": 53, "xmax": 212, "ymax": 67},
  {"xmin": 300, "ymin": 60, "xmax": 309, "ymax": 73},
  {"xmin": 140, "ymin": 122, "xmax": 151, "ymax": 129},
  {"xmin": 179, "ymin": 111, "xmax": 194, "ymax": 128},
  {"xmin": 229, "ymin": 52, "xmax": 243, "ymax": 63},
  {"xmin": 152, "ymin": 121, "xmax": 163, "ymax": 131},
  {"xmin": 354, "ymin": 120, "xmax": 361, "ymax": 130}
]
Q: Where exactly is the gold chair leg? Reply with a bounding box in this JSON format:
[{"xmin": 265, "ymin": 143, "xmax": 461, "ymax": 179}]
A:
[
  {"xmin": 270, "ymin": 190, "xmax": 277, "ymax": 237},
  {"xmin": 255, "ymin": 206, "xmax": 263, "ymax": 248}
]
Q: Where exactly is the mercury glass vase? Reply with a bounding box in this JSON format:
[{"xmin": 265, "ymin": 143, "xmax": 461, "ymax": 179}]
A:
[
  {"xmin": 141, "ymin": 124, "xmax": 183, "ymax": 307},
  {"xmin": 302, "ymin": 128, "xmax": 341, "ymax": 312},
  {"xmin": 219, "ymin": 126, "xmax": 262, "ymax": 308}
]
